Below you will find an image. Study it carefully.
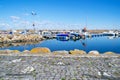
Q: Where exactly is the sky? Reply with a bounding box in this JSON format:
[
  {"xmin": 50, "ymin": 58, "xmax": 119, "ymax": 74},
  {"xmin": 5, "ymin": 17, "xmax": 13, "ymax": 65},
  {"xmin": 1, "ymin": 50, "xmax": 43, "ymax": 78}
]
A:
[{"xmin": 0, "ymin": 0, "xmax": 120, "ymax": 30}]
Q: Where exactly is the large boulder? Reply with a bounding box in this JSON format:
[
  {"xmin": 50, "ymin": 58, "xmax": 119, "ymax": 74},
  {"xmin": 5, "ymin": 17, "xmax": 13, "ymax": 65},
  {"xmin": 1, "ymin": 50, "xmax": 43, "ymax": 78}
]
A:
[
  {"xmin": 30, "ymin": 47, "xmax": 51, "ymax": 53},
  {"xmin": 0, "ymin": 50, "xmax": 20, "ymax": 54},
  {"xmin": 3, "ymin": 37, "xmax": 11, "ymax": 43},
  {"xmin": 5, "ymin": 49, "xmax": 13, "ymax": 53},
  {"xmin": 53, "ymin": 50, "xmax": 69, "ymax": 55},
  {"xmin": 12, "ymin": 36, "xmax": 19, "ymax": 42},
  {"xmin": 0, "ymin": 50, "xmax": 7, "ymax": 54},
  {"xmin": 69, "ymin": 49, "xmax": 86, "ymax": 55},
  {"xmin": 7, "ymin": 34, "xmax": 13, "ymax": 39},
  {"xmin": 23, "ymin": 50, "xmax": 30, "ymax": 53},
  {"xmin": 88, "ymin": 50, "xmax": 99, "ymax": 55},
  {"xmin": 12, "ymin": 50, "xmax": 20, "ymax": 53},
  {"xmin": 0, "ymin": 49, "xmax": 12, "ymax": 54},
  {"xmin": 0, "ymin": 38, "xmax": 3, "ymax": 43},
  {"xmin": 18, "ymin": 35, "xmax": 25, "ymax": 41},
  {"xmin": 104, "ymin": 52, "xmax": 115, "ymax": 55}
]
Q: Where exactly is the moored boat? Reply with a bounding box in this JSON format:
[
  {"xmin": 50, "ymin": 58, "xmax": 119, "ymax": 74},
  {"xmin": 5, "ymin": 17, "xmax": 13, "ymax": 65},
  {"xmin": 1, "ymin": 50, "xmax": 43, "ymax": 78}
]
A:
[
  {"xmin": 56, "ymin": 34, "xmax": 69, "ymax": 41},
  {"xmin": 70, "ymin": 32, "xmax": 80, "ymax": 40}
]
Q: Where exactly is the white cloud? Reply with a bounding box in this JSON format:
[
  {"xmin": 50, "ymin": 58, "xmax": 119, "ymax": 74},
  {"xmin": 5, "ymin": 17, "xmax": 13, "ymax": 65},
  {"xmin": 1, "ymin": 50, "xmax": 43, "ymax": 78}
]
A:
[
  {"xmin": 0, "ymin": 18, "xmax": 83, "ymax": 30},
  {"xmin": 21, "ymin": 21, "xmax": 30, "ymax": 25},
  {"xmin": 23, "ymin": 13, "xmax": 30, "ymax": 16},
  {"xmin": 0, "ymin": 23, "xmax": 10, "ymax": 30},
  {"xmin": 0, "ymin": 23, "xmax": 10, "ymax": 27},
  {"xmin": 35, "ymin": 21, "xmax": 82, "ymax": 30},
  {"xmin": 10, "ymin": 16, "xmax": 20, "ymax": 20}
]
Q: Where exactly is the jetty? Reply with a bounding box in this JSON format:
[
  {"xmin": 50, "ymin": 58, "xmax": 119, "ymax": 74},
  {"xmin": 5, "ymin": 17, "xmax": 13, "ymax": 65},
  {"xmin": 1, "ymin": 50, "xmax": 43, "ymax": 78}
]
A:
[{"xmin": 0, "ymin": 50, "xmax": 120, "ymax": 80}]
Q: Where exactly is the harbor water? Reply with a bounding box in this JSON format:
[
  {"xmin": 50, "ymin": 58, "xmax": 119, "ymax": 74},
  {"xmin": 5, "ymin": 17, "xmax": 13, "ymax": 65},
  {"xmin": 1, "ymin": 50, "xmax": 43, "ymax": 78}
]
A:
[{"xmin": 0, "ymin": 36, "xmax": 120, "ymax": 53}]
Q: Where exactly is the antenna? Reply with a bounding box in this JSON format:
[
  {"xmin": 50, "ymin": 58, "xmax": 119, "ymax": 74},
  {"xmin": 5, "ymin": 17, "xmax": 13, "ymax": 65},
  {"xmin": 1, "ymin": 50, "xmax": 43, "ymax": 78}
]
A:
[{"xmin": 86, "ymin": 16, "xmax": 88, "ymax": 28}]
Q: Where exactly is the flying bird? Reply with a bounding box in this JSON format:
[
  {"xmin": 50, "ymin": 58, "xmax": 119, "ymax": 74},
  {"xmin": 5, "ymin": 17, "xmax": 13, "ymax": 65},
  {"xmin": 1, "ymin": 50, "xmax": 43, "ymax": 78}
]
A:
[{"xmin": 31, "ymin": 11, "xmax": 37, "ymax": 15}]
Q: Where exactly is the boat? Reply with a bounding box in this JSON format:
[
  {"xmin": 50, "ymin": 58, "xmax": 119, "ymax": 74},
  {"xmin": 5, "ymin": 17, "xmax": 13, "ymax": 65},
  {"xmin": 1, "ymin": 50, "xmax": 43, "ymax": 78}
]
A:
[
  {"xmin": 42, "ymin": 31, "xmax": 52, "ymax": 39},
  {"xmin": 56, "ymin": 34, "xmax": 69, "ymax": 41},
  {"xmin": 70, "ymin": 32, "xmax": 80, "ymax": 40},
  {"xmin": 103, "ymin": 31, "xmax": 116, "ymax": 36}
]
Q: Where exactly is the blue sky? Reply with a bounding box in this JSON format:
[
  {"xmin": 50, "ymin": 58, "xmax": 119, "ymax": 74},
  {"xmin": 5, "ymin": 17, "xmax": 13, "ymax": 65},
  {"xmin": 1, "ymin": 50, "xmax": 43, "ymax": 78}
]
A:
[{"xmin": 0, "ymin": 0, "xmax": 120, "ymax": 30}]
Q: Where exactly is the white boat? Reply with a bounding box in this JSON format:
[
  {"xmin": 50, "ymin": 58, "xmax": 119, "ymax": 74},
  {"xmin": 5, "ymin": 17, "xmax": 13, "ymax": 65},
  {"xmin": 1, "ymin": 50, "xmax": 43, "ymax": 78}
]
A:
[
  {"xmin": 103, "ymin": 31, "xmax": 116, "ymax": 36},
  {"xmin": 42, "ymin": 31, "xmax": 52, "ymax": 38}
]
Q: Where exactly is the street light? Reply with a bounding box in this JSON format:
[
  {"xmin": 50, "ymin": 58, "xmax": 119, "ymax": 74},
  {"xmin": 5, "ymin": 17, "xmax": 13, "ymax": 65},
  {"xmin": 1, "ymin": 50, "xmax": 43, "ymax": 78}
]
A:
[{"xmin": 31, "ymin": 11, "xmax": 37, "ymax": 34}]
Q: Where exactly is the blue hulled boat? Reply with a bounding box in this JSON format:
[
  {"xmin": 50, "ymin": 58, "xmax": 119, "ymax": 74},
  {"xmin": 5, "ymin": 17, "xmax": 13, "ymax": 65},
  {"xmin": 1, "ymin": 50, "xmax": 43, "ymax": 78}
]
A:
[{"xmin": 56, "ymin": 34, "xmax": 69, "ymax": 41}]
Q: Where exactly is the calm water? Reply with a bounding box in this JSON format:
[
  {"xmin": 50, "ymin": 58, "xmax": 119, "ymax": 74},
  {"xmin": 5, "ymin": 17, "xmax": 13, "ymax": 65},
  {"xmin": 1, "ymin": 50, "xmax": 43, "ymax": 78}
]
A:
[{"xmin": 0, "ymin": 36, "xmax": 120, "ymax": 53}]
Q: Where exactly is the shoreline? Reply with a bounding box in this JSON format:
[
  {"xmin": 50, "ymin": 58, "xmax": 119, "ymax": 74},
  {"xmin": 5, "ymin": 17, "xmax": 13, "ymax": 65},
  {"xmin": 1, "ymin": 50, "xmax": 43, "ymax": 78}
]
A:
[
  {"xmin": 0, "ymin": 47, "xmax": 120, "ymax": 57},
  {"xmin": 0, "ymin": 52, "xmax": 120, "ymax": 57}
]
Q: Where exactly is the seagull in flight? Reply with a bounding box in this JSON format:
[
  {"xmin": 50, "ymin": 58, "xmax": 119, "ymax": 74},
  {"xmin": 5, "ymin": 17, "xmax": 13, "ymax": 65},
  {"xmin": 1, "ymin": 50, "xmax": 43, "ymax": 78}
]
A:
[{"xmin": 31, "ymin": 11, "xmax": 37, "ymax": 15}]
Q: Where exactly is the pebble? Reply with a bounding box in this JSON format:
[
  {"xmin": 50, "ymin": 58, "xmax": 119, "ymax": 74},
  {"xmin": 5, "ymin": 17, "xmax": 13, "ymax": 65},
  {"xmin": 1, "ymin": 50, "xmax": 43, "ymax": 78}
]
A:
[
  {"xmin": 11, "ymin": 58, "xmax": 21, "ymax": 63},
  {"xmin": 97, "ymin": 71, "xmax": 101, "ymax": 76},
  {"xmin": 103, "ymin": 72, "xmax": 111, "ymax": 77},
  {"xmin": 57, "ymin": 62, "xmax": 65, "ymax": 65},
  {"xmin": 21, "ymin": 66, "xmax": 35, "ymax": 73}
]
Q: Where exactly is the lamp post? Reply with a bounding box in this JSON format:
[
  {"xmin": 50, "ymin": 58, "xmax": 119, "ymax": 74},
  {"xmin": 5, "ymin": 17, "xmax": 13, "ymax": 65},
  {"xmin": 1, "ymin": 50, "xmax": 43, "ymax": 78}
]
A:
[{"xmin": 31, "ymin": 11, "xmax": 37, "ymax": 34}]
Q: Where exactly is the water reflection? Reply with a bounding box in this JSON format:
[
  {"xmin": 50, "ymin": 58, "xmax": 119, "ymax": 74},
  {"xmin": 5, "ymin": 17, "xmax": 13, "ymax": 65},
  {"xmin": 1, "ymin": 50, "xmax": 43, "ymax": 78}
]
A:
[
  {"xmin": 80, "ymin": 39, "xmax": 87, "ymax": 47},
  {"xmin": 0, "ymin": 35, "xmax": 119, "ymax": 48},
  {"xmin": 0, "ymin": 41, "xmax": 41, "ymax": 49},
  {"xmin": 107, "ymin": 36, "xmax": 119, "ymax": 39}
]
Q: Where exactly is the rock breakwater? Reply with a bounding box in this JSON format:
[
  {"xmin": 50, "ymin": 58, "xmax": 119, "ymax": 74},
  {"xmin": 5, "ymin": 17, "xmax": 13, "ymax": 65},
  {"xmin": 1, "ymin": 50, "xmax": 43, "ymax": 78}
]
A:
[
  {"xmin": 0, "ymin": 34, "xmax": 43, "ymax": 43},
  {"xmin": 0, "ymin": 47, "xmax": 119, "ymax": 56}
]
